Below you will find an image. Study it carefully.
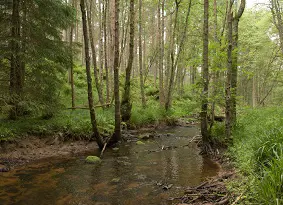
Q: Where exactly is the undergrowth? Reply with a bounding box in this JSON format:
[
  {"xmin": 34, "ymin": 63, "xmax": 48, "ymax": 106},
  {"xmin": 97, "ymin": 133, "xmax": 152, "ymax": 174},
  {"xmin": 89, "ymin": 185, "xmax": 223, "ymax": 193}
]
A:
[
  {"xmin": 0, "ymin": 65, "xmax": 199, "ymax": 141},
  {"xmin": 229, "ymin": 107, "xmax": 283, "ymax": 204}
]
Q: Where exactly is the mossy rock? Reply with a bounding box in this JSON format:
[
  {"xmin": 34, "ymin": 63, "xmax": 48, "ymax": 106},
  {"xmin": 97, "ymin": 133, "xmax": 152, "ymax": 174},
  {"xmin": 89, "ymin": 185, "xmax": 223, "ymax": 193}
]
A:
[
  {"xmin": 85, "ymin": 156, "xmax": 101, "ymax": 164},
  {"xmin": 136, "ymin": 141, "xmax": 145, "ymax": 145}
]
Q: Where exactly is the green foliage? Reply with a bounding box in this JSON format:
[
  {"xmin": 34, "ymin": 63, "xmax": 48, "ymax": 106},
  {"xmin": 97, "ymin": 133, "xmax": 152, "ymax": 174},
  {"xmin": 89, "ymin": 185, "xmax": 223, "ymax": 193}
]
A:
[
  {"xmin": 0, "ymin": 0, "xmax": 75, "ymax": 117},
  {"xmin": 256, "ymin": 128, "xmax": 283, "ymax": 170},
  {"xmin": 210, "ymin": 122, "xmax": 226, "ymax": 144},
  {"xmin": 130, "ymin": 100, "xmax": 166, "ymax": 126},
  {"xmin": 256, "ymin": 156, "xmax": 283, "ymax": 205},
  {"xmin": 229, "ymin": 107, "xmax": 283, "ymax": 204}
]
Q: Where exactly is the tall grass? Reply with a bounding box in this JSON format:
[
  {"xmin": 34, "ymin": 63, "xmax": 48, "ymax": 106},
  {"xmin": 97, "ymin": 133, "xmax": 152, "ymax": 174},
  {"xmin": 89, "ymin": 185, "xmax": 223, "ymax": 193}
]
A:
[{"xmin": 230, "ymin": 107, "xmax": 283, "ymax": 204}]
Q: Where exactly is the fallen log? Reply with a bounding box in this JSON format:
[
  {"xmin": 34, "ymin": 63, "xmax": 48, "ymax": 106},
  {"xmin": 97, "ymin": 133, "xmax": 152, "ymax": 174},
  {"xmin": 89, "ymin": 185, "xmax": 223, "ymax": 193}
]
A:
[{"xmin": 67, "ymin": 103, "xmax": 113, "ymax": 110}]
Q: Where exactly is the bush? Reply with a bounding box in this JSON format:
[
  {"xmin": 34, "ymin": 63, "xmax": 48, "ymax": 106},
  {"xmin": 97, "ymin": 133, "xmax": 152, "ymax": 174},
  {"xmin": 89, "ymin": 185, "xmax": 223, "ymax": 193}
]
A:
[{"xmin": 130, "ymin": 100, "xmax": 166, "ymax": 126}]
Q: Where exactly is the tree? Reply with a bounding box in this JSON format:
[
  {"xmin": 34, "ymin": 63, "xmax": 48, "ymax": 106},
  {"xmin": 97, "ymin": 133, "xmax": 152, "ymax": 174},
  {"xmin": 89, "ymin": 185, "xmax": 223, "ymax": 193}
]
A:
[
  {"xmin": 0, "ymin": 0, "xmax": 75, "ymax": 119},
  {"xmin": 231, "ymin": 0, "xmax": 246, "ymax": 124},
  {"xmin": 225, "ymin": 0, "xmax": 245, "ymax": 139},
  {"xmin": 165, "ymin": 0, "xmax": 192, "ymax": 110},
  {"xmin": 9, "ymin": 0, "xmax": 22, "ymax": 119},
  {"xmin": 225, "ymin": 1, "xmax": 233, "ymax": 139},
  {"xmin": 271, "ymin": 0, "xmax": 283, "ymax": 53},
  {"xmin": 158, "ymin": 0, "xmax": 165, "ymax": 106},
  {"xmin": 112, "ymin": 0, "xmax": 121, "ymax": 143},
  {"xmin": 139, "ymin": 0, "xmax": 146, "ymax": 108},
  {"xmin": 86, "ymin": 0, "xmax": 105, "ymax": 107},
  {"xmin": 201, "ymin": 0, "xmax": 210, "ymax": 144},
  {"xmin": 80, "ymin": 0, "xmax": 104, "ymax": 149},
  {"xmin": 69, "ymin": 0, "xmax": 75, "ymax": 109},
  {"xmin": 121, "ymin": 0, "xmax": 135, "ymax": 122}
]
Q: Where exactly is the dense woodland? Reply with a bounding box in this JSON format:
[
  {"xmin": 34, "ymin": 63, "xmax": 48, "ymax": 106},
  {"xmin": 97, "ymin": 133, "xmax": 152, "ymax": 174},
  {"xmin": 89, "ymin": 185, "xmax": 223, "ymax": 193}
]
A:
[{"xmin": 2, "ymin": 0, "xmax": 283, "ymax": 204}]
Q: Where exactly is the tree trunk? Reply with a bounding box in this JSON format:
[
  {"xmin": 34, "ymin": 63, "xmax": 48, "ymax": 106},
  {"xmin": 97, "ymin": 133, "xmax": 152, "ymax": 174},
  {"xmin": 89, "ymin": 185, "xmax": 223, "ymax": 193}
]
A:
[
  {"xmin": 165, "ymin": 0, "xmax": 191, "ymax": 110},
  {"xmin": 112, "ymin": 0, "xmax": 121, "ymax": 143},
  {"xmin": 139, "ymin": 0, "xmax": 146, "ymax": 107},
  {"xmin": 80, "ymin": 0, "xmax": 104, "ymax": 149},
  {"xmin": 98, "ymin": 0, "xmax": 104, "ymax": 90},
  {"xmin": 201, "ymin": 0, "xmax": 210, "ymax": 143},
  {"xmin": 225, "ymin": 3, "xmax": 233, "ymax": 140},
  {"xmin": 9, "ymin": 0, "xmax": 22, "ymax": 120},
  {"xmin": 86, "ymin": 0, "xmax": 105, "ymax": 107},
  {"xmin": 209, "ymin": 0, "xmax": 219, "ymax": 130},
  {"xmin": 103, "ymin": 0, "xmax": 110, "ymax": 103},
  {"xmin": 121, "ymin": 0, "xmax": 135, "ymax": 122},
  {"xmin": 158, "ymin": 0, "xmax": 165, "ymax": 106},
  {"xmin": 69, "ymin": 0, "xmax": 75, "ymax": 108},
  {"xmin": 165, "ymin": 1, "xmax": 179, "ymax": 111},
  {"xmin": 231, "ymin": 0, "xmax": 245, "ymax": 124}
]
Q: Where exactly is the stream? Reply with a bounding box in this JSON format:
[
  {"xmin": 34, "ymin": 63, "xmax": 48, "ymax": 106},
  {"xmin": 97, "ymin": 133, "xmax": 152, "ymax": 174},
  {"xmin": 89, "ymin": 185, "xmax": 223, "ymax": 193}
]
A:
[{"xmin": 0, "ymin": 126, "xmax": 220, "ymax": 205}]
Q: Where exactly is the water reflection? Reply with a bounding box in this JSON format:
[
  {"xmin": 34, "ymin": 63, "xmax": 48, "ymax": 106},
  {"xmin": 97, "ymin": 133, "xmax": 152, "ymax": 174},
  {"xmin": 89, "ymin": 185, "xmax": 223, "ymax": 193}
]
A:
[{"xmin": 0, "ymin": 126, "xmax": 220, "ymax": 205}]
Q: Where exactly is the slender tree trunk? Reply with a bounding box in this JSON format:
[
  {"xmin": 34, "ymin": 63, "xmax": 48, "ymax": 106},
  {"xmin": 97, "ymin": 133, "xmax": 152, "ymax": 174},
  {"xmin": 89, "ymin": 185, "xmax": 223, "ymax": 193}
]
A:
[
  {"xmin": 225, "ymin": 3, "xmax": 233, "ymax": 139},
  {"xmin": 210, "ymin": 0, "xmax": 219, "ymax": 130},
  {"xmin": 103, "ymin": 0, "xmax": 110, "ymax": 103},
  {"xmin": 139, "ymin": 0, "xmax": 146, "ymax": 107},
  {"xmin": 86, "ymin": 0, "xmax": 105, "ymax": 106},
  {"xmin": 98, "ymin": 0, "xmax": 104, "ymax": 88},
  {"xmin": 231, "ymin": 0, "xmax": 245, "ymax": 124},
  {"xmin": 165, "ymin": 0, "xmax": 191, "ymax": 110},
  {"xmin": 165, "ymin": 14, "xmax": 173, "ymax": 95},
  {"xmin": 201, "ymin": 0, "xmax": 210, "ymax": 143},
  {"xmin": 80, "ymin": 0, "xmax": 104, "ymax": 149},
  {"xmin": 165, "ymin": 1, "xmax": 179, "ymax": 111},
  {"xmin": 70, "ymin": 0, "xmax": 75, "ymax": 108},
  {"xmin": 112, "ymin": 0, "xmax": 121, "ymax": 142},
  {"xmin": 9, "ymin": 0, "xmax": 22, "ymax": 120},
  {"xmin": 121, "ymin": 0, "xmax": 135, "ymax": 122},
  {"xmin": 158, "ymin": 0, "xmax": 165, "ymax": 106}
]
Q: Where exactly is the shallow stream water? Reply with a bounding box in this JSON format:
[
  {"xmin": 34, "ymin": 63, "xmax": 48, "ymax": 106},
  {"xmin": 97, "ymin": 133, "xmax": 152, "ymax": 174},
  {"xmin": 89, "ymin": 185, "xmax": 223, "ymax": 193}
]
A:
[{"xmin": 0, "ymin": 126, "xmax": 220, "ymax": 205}]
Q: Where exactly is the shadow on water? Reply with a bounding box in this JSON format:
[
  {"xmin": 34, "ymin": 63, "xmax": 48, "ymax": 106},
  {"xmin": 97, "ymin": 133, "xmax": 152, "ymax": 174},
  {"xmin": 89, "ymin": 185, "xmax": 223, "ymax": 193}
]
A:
[{"xmin": 0, "ymin": 126, "xmax": 220, "ymax": 205}]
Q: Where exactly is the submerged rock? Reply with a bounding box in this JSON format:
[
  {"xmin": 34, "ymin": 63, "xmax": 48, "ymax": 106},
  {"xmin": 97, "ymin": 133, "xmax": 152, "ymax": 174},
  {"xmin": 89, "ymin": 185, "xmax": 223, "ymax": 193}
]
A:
[
  {"xmin": 136, "ymin": 141, "xmax": 145, "ymax": 145},
  {"xmin": 111, "ymin": 177, "xmax": 121, "ymax": 183},
  {"xmin": 85, "ymin": 156, "xmax": 101, "ymax": 164},
  {"xmin": 117, "ymin": 160, "xmax": 131, "ymax": 166}
]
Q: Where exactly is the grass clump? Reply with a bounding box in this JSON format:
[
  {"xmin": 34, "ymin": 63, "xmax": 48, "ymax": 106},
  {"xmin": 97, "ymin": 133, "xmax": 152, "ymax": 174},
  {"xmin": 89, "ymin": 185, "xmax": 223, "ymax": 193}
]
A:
[
  {"xmin": 229, "ymin": 107, "xmax": 283, "ymax": 204},
  {"xmin": 256, "ymin": 156, "xmax": 283, "ymax": 205}
]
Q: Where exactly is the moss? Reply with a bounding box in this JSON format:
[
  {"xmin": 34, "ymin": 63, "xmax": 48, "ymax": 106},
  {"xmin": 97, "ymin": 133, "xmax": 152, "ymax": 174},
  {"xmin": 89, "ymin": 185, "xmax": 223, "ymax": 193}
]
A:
[
  {"xmin": 136, "ymin": 141, "xmax": 145, "ymax": 145},
  {"xmin": 85, "ymin": 156, "xmax": 101, "ymax": 164}
]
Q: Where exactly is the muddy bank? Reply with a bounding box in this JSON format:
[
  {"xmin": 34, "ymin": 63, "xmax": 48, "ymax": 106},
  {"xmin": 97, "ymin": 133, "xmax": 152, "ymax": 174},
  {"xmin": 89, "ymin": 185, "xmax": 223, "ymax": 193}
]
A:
[{"xmin": 0, "ymin": 135, "xmax": 99, "ymax": 170}]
